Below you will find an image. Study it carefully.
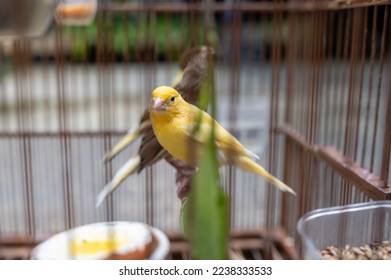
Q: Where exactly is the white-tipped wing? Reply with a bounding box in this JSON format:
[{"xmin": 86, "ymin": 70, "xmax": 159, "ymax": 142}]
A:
[
  {"xmin": 96, "ymin": 155, "xmax": 141, "ymax": 207},
  {"xmin": 103, "ymin": 121, "xmax": 151, "ymax": 162}
]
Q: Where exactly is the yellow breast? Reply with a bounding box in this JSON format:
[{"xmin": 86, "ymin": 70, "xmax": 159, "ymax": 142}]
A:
[{"xmin": 151, "ymin": 115, "xmax": 195, "ymax": 165}]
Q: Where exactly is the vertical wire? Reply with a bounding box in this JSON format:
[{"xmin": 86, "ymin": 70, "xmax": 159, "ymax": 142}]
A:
[
  {"xmin": 316, "ymin": 11, "xmax": 327, "ymax": 200},
  {"xmin": 14, "ymin": 41, "xmax": 36, "ymax": 237},
  {"xmin": 353, "ymin": 7, "xmax": 368, "ymax": 162},
  {"xmin": 316, "ymin": 11, "xmax": 326, "ymax": 145},
  {"xmin": 99, "ymin": 1, "xmax": 115, "ymax": 255},
  {"xmin": 14, "ymin": 41, "xmax": 24, "ymax": 234},
  {"xmin": 101, "ymin": 8, "xmax": 116, "ymax": 222},
  {"xmin": 188, "ymin": 0, "xmax": 198, "ymax": 47},
  {"xmin": 39, "ymin": 32, "xmax": 54, "ymax": 232},
  {"xmin": 344, "ymin": 8, "xmax": 362, "ymax": 201},
  {"xmin": 256, "ymin": 13, "xmax": 268, "ymax": 228},
  {"xmin": 317, "ymin": 11, "xmax": 328, "ymax": 147},
  {"xmin": 324, "ymin": 11, "xmax": 335, "ymax": 146},
  {"xmin": 267, "ymin": 7, "xmax": 283, "ymax": 228},
  {"xmin": 227, "ymin": 4, "xmax": 241, "ymax": 230},
  {"xmin": 246, "ymin": 13, "xmax": 256, "ymax": 97},
  {"xmin": 331, "ymin": 12, "xmax": 344, "ymax": 148},
  {"xmin": 290, "ymin": 11, "xmax": 301, "ymax": 234},
  {"xmin": 55, "ymin": 25, "xmax": 75, "ymax": 230},
  {"xmin": 165, "ymin": 12, "xmax": 175, "ymax": 230},
  {"xmin": 266, "ymin": 11, "xmax": 275, "ymax": 228},
  {"xmin": 0, "ymin": 44, "xmax": 10, "ymax": 235},
  {"xmin": 109, "ymin": 11, "xmax": 117, "ymax": 221},
  {"xmin": 97, "ymin": 8, "xmax": 111, "ymax": 221},
  {"xmin": 360, "ymin": 6, "xmax": 378, "ymax": 167},
  {"xmin": 370, "ymin": 5, "xmax": 388, "ymax": 173},
  {"xmin": 179, "ymin": 11, "xmax": 187, "ymax": 52},
  {"xmin": 120, "ymin": 12, "xmax": 134, "ymax": 222},
  {"xmin": 144, "ymin": 10, "xmax": 157, "ymax": 227},
  {"xmin": 380, "ymin": 10, "xmax": 391, "ymax": 187},
  {"xmin": 69, "ymin": 27, "xmax": 78, "ymax": 224},
  {"xmin": 121, "ymin": 10, "xmax": 131, "ymax": 134},
  {"xmin": 309, "ymin": 11, "xmax": 321, "ymax": 146},
  {"xmin": 339, "ymin": 10, "xmax": 351, "ymax": 152},
  {"xmin": 303, "ymin": 12, "xmax": 313, "ymax": 142},
  {"xmin": 350, "ymin": 8, "xmax": 366, "ymax": 199},
  {"xmin": 298, "ymin": 14, "xmax": 307, "ymax": 138},
  {"xmin": 293, "ymin": 14, "xmax": 308, "ymax": 138},
  {"xmin": 303, "ymin": 11, "xmax": 316, "ymax": 214},
  {"xmin": 137, "ymin": 9, "xmax": 147, "ymax": 224},
  {"xmin": 27, "ymin": 41, "xmax": 35, "ymax": 235},
  {"xmin": 343, "ymin": 8, "xmax": 360, "ymax": 159},
  {"xmin": 82, "ymin": 22, "xmax": 93, "ymax": 132},
  {"xmin": 81, "ymin": 22, "xmax": 92, "ymax": 225},
  {"xmin": 281, "ymin": 11, "xmax": 297, "ymax": 229}
]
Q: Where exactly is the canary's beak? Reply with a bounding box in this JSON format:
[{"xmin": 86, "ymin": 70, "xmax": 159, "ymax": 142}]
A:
[{"xmin": 152, "ymin": 97, "xmax": 166, "ymax": 111}]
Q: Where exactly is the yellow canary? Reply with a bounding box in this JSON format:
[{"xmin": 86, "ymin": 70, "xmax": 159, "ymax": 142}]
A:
[
  {"xmin": 149, "ymin": 86, "xmax": 296, "ymax": 195},
  {"xmin": 96, "ymin": 46, "xmax": 215, "ymax": 207},
  {"xmin": 103, "ymin": 45, "xmax": 215, "ymax": 163}
]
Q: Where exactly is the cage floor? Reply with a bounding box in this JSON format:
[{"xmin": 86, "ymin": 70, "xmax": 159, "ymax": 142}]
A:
[{"xmin": 0, "ymin": 228, "xmax": 298, "ymax": 260}]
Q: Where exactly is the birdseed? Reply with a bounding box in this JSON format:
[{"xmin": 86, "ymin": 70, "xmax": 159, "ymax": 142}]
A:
[{"xmin": 319, "ymin": 241, "xmax": 391, "ymax": 260}]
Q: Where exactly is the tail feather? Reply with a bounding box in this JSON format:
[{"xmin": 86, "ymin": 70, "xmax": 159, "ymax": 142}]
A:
[
  {"xmin": 96, "ymin": 155, "xmax": 141, "ymax": 207},
  {"xmin": 236, "ymin": 156, "xmax": 296, "ymax": 195},
  {"xmin": 103, "ymin": 121, "xmax": 151, "ymax": 162},
  {"xmin": 171, "ymin": 70, "xmax": 184, "ymax": 87},
  {"xmin": 244, "ymin": 148, "xmax": 260, "ymax": 160},
  {"xmin": 103, "ymin": 130, "xmax": 140, "ymax": 162}
]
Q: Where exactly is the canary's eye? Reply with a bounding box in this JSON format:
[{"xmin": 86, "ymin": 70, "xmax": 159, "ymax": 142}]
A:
[{"xmin": 170, "ymin": 96, "xmax": 175, "ymax": 102}]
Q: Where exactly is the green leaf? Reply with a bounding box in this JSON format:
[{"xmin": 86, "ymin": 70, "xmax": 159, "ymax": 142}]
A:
[
  {"xmin": 183, "ymin": 133, "xmax": 229, "ymax": 260},
  {"xmin": 181, "ymin": 46, "xmax": 228, "ymax": 260}
]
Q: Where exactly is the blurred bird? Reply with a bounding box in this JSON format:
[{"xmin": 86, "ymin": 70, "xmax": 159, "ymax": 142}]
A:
[
  {"xmin": 149, "ymin": 86, "xmax": 296, "ymax": 195},
  {"xmin": 96, "ymin": 46, "xmax": 215, "ymax": 207}
]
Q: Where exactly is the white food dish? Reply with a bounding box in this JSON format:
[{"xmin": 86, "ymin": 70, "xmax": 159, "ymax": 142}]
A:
[{"xmin": 31, "ymin": 221, "xmax": 170, "ymax": 260}]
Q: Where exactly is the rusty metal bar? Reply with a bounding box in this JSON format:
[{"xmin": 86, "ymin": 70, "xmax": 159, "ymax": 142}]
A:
[
  {"xmin": 13, "ymin": 40, "xmax": 36, "ymax": 238},
  {"xmin": 324, "ymin": 11, "xmax": 335, "ymax": 146},
  {"xmin": 0, "ymin": 131, "xmax": 128, "ymax": 137},
  {"xmin": 380, "ymin": 32, "xmax": 391, "ymax": 187},
  {"xmin": 370, "ymin": 5, "xmax": 388, "ymax": 173},
  {"xmin": 97, "ymin": 1, "xmax": 391, "ymax": 13},
  {"xmin": 281, "ymin": 10, "xmax": 298, "ymax": 230},
  {"xmin": 278, "ymin": 125, "xmax": 391, "ymax": 200},
  {"xmin": 360, "ymin": 6, "xmax": 378, "ymax": 167},
  {"xmin": 266, "ymin": 6, "xmax": 283, "ymax": 229},
  {"xmin": 353, "ymin": 7, "xmax": 368, "ymax": 161},
  {"xmin": 227, "ymin": 1, "xmax": 242, "ymax": 230},
  {"xmin": 331, "ymin": 11, "xmax": 344, "ymax": 149},
  {"xmin": 339, "ymin": 10, "xmax": 351, "ymax": 151},
  {"xmin": 55, "ymin": 24, "xmax": 75, "ymax": 230},
  {"xmin": 343, "ymin": 8, "xmax": 361, "ymax": 160},
  {"xmin": 317, "ymin": 147, "xmax": 391, "ymax": 199}
]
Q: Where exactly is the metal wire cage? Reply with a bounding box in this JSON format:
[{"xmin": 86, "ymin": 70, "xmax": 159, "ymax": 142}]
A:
[{"xmin": 0, "ymin": 0, "xmax": 390, "ymax": 259}]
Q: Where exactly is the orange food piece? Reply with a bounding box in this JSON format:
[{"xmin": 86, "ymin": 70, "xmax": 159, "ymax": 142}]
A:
[{"xmin": 56, "ymin": 3, "xmax": 94, "ymax": 19}]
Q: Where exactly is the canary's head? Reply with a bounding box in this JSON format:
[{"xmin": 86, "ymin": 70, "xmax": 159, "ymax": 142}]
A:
[{"xmin": 150, "ymin": 86, "xmax": 184, "ymax": 116}]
